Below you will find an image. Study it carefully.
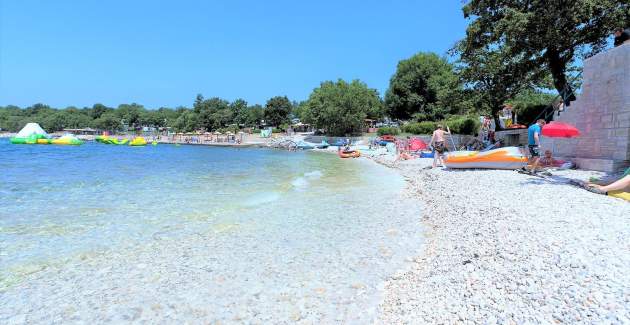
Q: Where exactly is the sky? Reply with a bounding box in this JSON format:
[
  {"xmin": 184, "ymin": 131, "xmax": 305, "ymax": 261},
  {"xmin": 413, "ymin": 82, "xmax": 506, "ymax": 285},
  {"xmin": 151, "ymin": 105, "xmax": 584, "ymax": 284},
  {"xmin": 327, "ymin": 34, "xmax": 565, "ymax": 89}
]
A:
[{"xmin": 0, "ymin": 0, "xmax": 469, "ymax": 109}]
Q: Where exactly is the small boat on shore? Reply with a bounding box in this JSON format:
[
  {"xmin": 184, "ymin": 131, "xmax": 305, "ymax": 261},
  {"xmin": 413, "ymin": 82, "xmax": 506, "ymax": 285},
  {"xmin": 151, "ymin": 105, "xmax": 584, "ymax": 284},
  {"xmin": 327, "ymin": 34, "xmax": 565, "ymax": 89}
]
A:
[
  {"xmin": 378, "ymin": 135, "xmax": 396, "ymax": 146},
  {"xmin": 296, "ymin": 140, "xmax": 315, "ymax": 150},
  {"xmin": 338, "ymin": 149, "xmax": 361, "ymax": 158},
  {"xmin": 444, "ymin": 147, "xmax": 527, "ymax": 169}
]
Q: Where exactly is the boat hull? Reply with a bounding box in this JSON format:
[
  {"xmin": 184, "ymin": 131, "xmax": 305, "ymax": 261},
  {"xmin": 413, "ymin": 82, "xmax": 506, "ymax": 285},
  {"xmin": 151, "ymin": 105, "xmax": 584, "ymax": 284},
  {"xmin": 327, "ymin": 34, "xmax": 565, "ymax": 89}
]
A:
[{"xmin": 444, "ymin": 147, "xmax": 527, "ymax": 170}]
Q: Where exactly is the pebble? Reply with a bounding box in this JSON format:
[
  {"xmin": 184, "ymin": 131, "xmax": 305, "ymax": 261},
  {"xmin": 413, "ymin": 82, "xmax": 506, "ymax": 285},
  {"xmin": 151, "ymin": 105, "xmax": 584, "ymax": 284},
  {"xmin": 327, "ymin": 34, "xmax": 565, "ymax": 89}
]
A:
[{"xmin": 375, "ymin": 158, "xmax": 630, "ymax": 324}]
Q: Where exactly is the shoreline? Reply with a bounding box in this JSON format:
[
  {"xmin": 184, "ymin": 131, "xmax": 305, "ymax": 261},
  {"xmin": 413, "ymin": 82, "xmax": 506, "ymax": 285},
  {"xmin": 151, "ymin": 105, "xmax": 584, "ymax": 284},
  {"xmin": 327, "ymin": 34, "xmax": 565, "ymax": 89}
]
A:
[{"xmin": 368, "ymin": 157, "xmax": 630, "ymax": 324}]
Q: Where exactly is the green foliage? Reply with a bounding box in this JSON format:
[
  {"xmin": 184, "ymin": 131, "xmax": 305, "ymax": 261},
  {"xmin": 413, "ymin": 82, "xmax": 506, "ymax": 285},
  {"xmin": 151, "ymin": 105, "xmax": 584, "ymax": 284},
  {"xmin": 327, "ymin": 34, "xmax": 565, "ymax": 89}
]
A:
[
  {"xmin": 291, "ymin": 101, "xmax": 309, "ymax": 121},
  {"xmin": 402, "ymin": 116, "xmax": 480, "ymax": 135},
  {"xmin": 0, "ymin": 94, "xmax": 286, "ymax": 133},
  {"xmin": 377, "ymin": 127, "xmax": 400, "ymax": 136},
  {"xmin": 230, "ymin": 99, "xmax": 248, "ymax": 127},
  {"xmin": 507, "ymin": 90, "xmax": 556, "ymax": 125},
  {"xmin": 193, "ymin": 95, "xmax": 232, "ymax": 131},
  {"xmin": 402, "ymin": 121, "xmax": 437, "ymax": 135},
  {"xmin": 385, "ymin": 52, "xmax": 466, "ymax": 121},
  {"xmin": 458, "ymin": 0, "xmax": 629, "ymax": 100},
  {"xmin": 264, "ymin": 96, "xmax": 292, "ymax": 127},
  {"xmin": 244, "ymin": 104, "xmax": 264, "ymax": 128},
  {"xmin": 172, "ymin": 110, "xmax": 198, "ymax": 132},
  {"xmin": 303, "ymin": 79, "xmax": 383, "ymax": 136},
  {"xmin": 444, "ymin": 116, "xmax": 479, "ymax": 135},
  {"xmin": 93, "ymin": 112, "xmax": 121, "ymax": 131}
]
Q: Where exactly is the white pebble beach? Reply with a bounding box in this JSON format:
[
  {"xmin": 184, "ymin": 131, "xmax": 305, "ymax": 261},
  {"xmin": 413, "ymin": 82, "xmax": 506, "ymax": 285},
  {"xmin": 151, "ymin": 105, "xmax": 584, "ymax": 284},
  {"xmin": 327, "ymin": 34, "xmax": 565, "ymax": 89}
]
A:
[{"xmin": 372, "ymin": 156, "xmax": 630, "ymax": 324}]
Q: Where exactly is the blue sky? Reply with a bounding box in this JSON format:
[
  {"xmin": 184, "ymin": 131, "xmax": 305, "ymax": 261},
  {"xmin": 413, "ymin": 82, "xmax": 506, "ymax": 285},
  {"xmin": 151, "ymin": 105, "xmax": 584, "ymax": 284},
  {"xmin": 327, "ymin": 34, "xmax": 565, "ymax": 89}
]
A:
[{"xmin": 0, "ymin": 0, "xmax": 468, "ymax": 109}]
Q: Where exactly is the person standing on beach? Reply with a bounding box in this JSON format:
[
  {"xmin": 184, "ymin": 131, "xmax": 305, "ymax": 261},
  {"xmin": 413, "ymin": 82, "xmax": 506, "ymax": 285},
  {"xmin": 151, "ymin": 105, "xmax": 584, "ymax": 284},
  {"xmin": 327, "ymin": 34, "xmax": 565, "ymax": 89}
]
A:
[
  {"xmin": 430, "ymin": 124, "xmax": 450, "ymax": 168},
  {"xmin": 527, "ymin": 119, "xmax": 546, "ymax": 172}
]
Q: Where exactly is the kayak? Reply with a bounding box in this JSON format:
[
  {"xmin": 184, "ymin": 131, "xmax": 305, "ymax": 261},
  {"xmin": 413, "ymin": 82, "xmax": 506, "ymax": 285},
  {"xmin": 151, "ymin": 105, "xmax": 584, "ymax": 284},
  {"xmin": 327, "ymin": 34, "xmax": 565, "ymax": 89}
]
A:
[
  {"xmin": 338, "ymin": 150, "xmax": 361, "ymax": 158},
  {"xmin": 444, "ymin": 147, "xmax": 527, "ymax": 169}
]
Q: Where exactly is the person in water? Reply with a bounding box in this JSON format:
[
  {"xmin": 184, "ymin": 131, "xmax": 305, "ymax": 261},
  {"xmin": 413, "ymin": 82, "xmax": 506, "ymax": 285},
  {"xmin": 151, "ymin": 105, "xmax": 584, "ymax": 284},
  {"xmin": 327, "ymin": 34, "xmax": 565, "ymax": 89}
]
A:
[
  {"xmin": 527, "ymin": 119, "xmax": 546, "ymax": 172},
  {"xmin": 430, "ymin": 124, "xmax": 450, "ymax": 168}
]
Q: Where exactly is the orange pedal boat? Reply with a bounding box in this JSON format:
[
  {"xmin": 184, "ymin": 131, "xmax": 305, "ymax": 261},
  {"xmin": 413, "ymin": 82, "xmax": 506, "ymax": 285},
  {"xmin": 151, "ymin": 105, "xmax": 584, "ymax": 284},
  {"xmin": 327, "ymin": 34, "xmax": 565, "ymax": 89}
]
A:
[{"xmin": 444, "ymin": 147, "xmax": 527, "ymax": 169}]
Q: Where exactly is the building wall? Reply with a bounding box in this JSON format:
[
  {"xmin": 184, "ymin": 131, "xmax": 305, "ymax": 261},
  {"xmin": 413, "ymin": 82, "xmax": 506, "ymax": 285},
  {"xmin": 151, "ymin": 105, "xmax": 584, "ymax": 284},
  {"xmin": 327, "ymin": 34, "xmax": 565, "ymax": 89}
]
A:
[{"xmin": 542, "ymin": 43, "xmax": 630, "ymax": 172}]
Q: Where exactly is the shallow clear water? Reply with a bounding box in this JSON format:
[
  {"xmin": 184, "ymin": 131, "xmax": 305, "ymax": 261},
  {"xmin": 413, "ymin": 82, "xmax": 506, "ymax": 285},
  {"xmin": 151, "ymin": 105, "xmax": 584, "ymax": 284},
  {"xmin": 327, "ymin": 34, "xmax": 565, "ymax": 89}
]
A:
[{"xmin": 0, "ymin": 139, "xmax": 422, "ymax": 322}]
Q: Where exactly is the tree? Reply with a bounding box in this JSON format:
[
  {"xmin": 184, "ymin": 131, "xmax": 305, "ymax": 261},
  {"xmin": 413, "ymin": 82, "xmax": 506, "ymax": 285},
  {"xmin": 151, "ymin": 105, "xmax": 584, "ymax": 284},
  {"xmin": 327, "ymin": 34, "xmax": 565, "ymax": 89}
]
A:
[
  {"xmin": 116, "ymin": 103, "xmax": 144, "ymax": 128},
  {"xmin": 453, "ymin": 43, "xmax": 546, "ymax": 125},
  {"xmin": 230, "ymin": 99, "xmax": 248, "ymax": 127},
  {"xmin": 173, "ymin": 110, "xmax": 199, "ymax": 132},
  {"xmin": 193, "ymin": 94, "xmax": 231, "ymax": 131},
  {"xmin": 303, "ymin": 79, "xmax": 383, "ymax": 136},
  {"xmin": 459, "ymin": 0, "xmax": 629, "ymax": 103},
  {"xmin": 244, "ymin": 104, "xmax": 264, "ymax": 128},
  {"xmin": 385, "ymin": 52, "xmax": 463, "ymax": 121},
  {"xmin": 93, "ymin": 111, "xmax": 121, "ymax": 131},
  {"xmin": 88, "ymin": 103, "xmax": 112, "ymax": 119},
  {"xmin": 264, "ymin": 96, "xmax": 292, "ymax": 127}
]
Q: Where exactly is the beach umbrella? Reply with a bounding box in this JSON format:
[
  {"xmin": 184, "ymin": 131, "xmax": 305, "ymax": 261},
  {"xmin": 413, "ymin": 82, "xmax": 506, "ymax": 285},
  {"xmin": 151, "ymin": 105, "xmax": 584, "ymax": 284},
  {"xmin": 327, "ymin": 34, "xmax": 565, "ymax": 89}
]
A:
[
  {"xmin": 542, "ymin": 121, "xmax": 580, "ymax": 138},
  {"xmin": 409, "ymin": 138, "xmax": 428, "ymax": 151},
  {"xmin": 214, "ymin": 131, "xmax": 222, "ymax": 135}
]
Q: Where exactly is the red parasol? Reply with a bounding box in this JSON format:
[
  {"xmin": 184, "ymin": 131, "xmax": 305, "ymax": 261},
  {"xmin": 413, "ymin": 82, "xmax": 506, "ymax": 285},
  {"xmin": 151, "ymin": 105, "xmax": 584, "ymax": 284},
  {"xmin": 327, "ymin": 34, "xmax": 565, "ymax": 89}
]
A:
[
  {"xmin": 541, "ymin": 121, "xmax": 580, "ymax": 138},
  {"xmin": 409, "ymin": 138, "xmax": 428, "ymax": 150}
]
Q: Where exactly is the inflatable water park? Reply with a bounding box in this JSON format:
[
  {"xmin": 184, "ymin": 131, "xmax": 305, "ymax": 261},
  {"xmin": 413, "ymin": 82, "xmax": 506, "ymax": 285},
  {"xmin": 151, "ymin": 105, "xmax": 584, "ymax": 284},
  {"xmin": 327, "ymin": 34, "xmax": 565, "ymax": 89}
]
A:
[
  {"xmin": 9, "ymin": 123, "xmax": 152, "ymax": 147},
  {"xmin": 10, "ymin": 123, "xmax": 84, "ymax": 145},
  {"xmin": 95, "ymin": 135, "xmax": 151, "ymax": 146}
]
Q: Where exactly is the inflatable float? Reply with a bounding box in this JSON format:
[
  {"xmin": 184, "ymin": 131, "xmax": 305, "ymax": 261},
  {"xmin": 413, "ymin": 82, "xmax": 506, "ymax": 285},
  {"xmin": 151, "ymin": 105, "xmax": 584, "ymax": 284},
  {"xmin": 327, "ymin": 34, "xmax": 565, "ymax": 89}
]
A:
[
  {"xmin": 338, "ymin": 150, "xmax": 361, "ymax": 158},
  {"xmin": 98, "ymin": 137, "xmax": 129, "ymax": 145},
  {"xmin": 129, "ymin": 137, "xmax": 148, "ymax": 146},
  {"xmin": 609, "ymin": 191, "xmax": 630, "ymax": 202},
  {"xmin": 50, "ymin": 134, "xmax": 83, "ymax": 145},
  {"xmin": 10, "ymin": 134, "xmax": 48, "ymax": 144},
  {"xmin": 10, "ymin": 123, "xmax": 50, "ymax": 144},
  {"xmin": 444, "ymin": 147, "xmax": 527, "ymax": 169}
]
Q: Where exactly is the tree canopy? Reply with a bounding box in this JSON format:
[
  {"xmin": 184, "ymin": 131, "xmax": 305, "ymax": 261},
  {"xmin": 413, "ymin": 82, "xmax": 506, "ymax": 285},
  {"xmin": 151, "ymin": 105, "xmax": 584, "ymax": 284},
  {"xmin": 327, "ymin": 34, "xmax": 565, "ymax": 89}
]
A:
[
  {"xmin": 459, "ymin": 0, "xmax": 630, "ymax": 102},
  {"xmin": 302, "ymin": 79, "xmax": 383, "ymax": 136},
  {"xmin": 264, "ymin": 96, "xmax": 292, "ymax": 127},
  {"xmin": 385, "ymin": 52, "xmax": 464, "ymax": 121},
  {"xmin": 0, "ymin": 95, "xmax": 292, "ymax": 133}
]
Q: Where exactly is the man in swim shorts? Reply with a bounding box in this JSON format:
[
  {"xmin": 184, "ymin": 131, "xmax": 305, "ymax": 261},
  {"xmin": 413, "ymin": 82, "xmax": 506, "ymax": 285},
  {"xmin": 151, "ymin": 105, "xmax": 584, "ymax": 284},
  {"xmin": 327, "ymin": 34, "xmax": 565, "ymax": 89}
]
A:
[
  {"xmin": 527, "ymin": 119, "xmax": 546, "ymax": 172},
  {"xmin": 430, "ymin": 124, "xmax": 450, "ymax": 168}
]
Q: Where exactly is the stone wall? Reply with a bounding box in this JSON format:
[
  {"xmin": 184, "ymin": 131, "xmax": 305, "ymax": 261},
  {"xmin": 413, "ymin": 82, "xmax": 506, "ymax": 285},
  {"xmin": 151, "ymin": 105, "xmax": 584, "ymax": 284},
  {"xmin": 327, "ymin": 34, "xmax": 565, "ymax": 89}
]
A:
[{"xmin": 542, "ymin": 43, "xmax": 630, "ymax": 172}]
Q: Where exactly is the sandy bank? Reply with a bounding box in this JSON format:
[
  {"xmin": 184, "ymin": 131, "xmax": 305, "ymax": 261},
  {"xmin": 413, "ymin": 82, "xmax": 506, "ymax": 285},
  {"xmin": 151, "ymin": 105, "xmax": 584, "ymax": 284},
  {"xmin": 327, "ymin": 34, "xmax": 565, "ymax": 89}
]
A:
[{"xmin": 372, "ymin": 158, "xmax": 630, "ymax": 324}]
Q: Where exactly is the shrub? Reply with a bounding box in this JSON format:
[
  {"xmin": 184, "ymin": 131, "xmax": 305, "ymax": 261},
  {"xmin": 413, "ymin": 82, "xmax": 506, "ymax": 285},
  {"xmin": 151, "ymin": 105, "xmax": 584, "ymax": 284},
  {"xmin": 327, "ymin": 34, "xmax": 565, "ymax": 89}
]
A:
[
  {"xmin": 441, "ymin": 116, "xmax": 479, "ymax": 135},
  {"xmin": 402, "ymin": 121, "xmax": 436, "ymax": 134},
  {"xmin": 402, "ymin": 116, "xmax": 479, "ymax": 135},
  {"xmin": 377, "ymin": 126, "xmax": 400, "ymax": 136},
  {"xmin": 516, "ymin": 104, "xmax": 548, "ymax": 126}
]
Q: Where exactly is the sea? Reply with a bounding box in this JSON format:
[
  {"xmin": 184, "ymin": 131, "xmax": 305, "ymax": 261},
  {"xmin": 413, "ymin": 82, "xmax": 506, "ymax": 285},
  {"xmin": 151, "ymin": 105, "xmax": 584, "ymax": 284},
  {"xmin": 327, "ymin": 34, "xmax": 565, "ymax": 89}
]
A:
[{"xmin": 0, "ymin": 139, "xmax": 423, "ymax": 323}]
